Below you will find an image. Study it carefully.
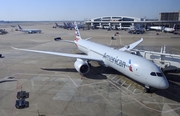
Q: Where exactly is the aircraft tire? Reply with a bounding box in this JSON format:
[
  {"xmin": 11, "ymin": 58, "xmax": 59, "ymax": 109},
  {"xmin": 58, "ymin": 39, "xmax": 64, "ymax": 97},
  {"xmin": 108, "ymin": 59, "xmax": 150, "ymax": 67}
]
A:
[
  {"xmin": 88, "ymin": 62, "xmax": 91, "ymax": 68},
  {"xmin": 144, "ymin": 88, "xmax": 150, "ymax": 93}
]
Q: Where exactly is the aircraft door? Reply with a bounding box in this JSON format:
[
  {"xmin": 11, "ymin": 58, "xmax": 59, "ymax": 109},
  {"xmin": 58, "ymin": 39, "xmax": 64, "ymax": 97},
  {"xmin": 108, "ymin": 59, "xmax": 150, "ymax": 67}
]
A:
[{"xmin": 134, "ymin": 65, "xmax": 140, "ymax": 76}]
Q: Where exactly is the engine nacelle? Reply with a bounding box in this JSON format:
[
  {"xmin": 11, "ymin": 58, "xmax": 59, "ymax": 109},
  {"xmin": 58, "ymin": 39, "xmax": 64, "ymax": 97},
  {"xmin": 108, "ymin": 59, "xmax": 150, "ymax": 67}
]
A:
[
  {"xmin": 28, "ymin": 31, "xmax": 32, "ymax": 34},
  {"xmin": 74, "ymin": 59, "xmax": 90, "ymax": 75}
]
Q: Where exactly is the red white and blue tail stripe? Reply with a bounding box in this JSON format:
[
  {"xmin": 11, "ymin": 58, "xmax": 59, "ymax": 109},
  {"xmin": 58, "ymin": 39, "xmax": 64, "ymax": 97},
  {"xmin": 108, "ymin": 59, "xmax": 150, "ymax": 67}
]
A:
[{"xmin": 74, "ymin": 22, "xmax": 82, "ymax": 41}]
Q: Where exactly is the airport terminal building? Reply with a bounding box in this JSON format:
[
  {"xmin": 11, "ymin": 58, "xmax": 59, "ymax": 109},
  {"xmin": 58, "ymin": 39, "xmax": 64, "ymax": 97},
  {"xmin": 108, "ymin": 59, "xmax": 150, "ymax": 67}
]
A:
[
  {"xmin": 159, "ymin": 11, "xmax": 180, "ymax": 21},
  {"xmin": 85, "ymin": 12, "xmax": 180, "ymax": 29},
  {"xmin": 85, "ymin": 16, "xmax": 143, "ymax": 29}
]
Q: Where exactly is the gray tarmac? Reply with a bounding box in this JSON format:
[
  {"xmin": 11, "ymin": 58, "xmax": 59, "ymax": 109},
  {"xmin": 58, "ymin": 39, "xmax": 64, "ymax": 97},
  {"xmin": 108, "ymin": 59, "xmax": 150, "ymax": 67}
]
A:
[{"xmin": 0, "ymin": 22, "xmax": 180, "ymax": 116}]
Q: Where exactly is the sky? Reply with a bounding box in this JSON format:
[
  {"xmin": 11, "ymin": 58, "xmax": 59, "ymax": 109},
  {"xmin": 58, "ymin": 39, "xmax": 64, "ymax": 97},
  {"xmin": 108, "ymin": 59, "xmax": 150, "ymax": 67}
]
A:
[{"xmin": 0, "ymin": 0, "xmax": 180, "ymax": 21}]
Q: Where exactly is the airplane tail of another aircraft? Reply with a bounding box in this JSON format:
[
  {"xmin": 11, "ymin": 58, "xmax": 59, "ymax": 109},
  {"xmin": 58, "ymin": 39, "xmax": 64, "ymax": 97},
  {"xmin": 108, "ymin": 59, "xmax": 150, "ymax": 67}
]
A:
[
  {"xmin": 74, "ymin": 22, "xmax": 82, "ymax": 40},
  {"xmin": 63, "ymin": 22, "xmax": 67, "ymax": 28},
  {"xmin": 173, "ymin": 24, "xmax": 176, "ymax": 29},
  {"xmin": 55, "ymin": 23, "xmax": 58, "ymax": 27},
  {"xmin": 18, "ymin": 25, "xmax": 22, "ymax": 30}
]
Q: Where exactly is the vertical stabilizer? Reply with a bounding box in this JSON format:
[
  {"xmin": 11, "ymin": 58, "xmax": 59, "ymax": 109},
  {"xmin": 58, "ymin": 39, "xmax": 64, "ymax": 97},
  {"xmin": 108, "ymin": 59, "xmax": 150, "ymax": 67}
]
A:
[
  {"xmin": 63, "ymin": 22, "xmax": 67, "ymax": 29},
  {"xmin": 18, "ymin": 25, "xmax": 22, "ymax": 30},
  {"xmin": 55, "ymin": 23, "xmax": 58, "ymax": 27},
  {"xmin": 74, "ymin": 22, "xmax": 82, "ymax": 40},
  {"xmin": 173, "ymin": 24, "xmax": 176, "ymax": 29}
]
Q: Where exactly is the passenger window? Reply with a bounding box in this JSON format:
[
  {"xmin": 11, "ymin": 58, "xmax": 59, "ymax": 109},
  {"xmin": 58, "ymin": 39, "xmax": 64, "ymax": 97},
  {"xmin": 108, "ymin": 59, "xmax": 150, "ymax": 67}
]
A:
[
  {"xmin": 150, "ymin": 72, "xmax": 156, "ymax": 76},
  {"xmin": 156, "ymin": 72, "xmax": 163, "ymax": 77}
]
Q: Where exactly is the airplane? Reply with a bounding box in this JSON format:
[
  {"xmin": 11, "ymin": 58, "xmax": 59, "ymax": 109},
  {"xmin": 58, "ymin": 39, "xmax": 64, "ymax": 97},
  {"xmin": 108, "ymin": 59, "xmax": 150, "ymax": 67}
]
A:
[
  {"xmin": 66, "ymin": 22, "xmax": 73, "ymax": 30},
  {"xmin": 58, "ymin": 22, "xmax": 72, "ymax": 29},
  {"xmin": 11, "ymin": 25, "xmax": 16, "ymax": 28},
  {"xmin": 17, "ymin": 25, "xmax": 41, "ymax": 34},
  {"xmin": 147, "ymin": 26, "xmax": 163, "ymax": 31},
  {"xmin": 12, "ymin": 22, "xmax": 169, "ymax": 92},
  {"xmin": 52, "ymin": 23, "xmax": 64, "ymax": 28},
  {"xmin": 65, "ymin": 22, "xmax": 85, "ymax": 30},
  {"xmin": 163, "ymin": 24, "xmax": 176, "ymax": 33},
  {"xmin": 117, "ymin": 26, "xmax": 133, "ymax": 30},
  {"xmin": 96, "ymin": 25, "xmax": 103, "ymax": 29}
]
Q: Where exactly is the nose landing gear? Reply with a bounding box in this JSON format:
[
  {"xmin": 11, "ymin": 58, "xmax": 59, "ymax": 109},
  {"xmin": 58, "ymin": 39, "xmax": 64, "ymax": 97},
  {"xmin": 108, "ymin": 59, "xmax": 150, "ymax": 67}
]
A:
[
  {"xmin": 144, "ymin": 88, "xmax": 151, "ymax": 93},
  {"xmin": 144, "ymin": 85, "xmax": 151, "ymax": 93}
]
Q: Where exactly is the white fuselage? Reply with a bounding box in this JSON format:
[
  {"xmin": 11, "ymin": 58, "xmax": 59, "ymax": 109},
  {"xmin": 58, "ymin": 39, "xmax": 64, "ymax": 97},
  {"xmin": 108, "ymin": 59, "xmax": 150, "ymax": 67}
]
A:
[
  {"xmin": 21, "ymin": 29, "xmax": 41, "ymax": 34},
  {"xmin": 149, "ymin": 26, "xmax": 162, "ymax": 31},
  {"xmin": 164, "ymin": 27, "xmax": 175, "ymax": 32},
  {"xmin": 75, "ymin": 39, "xmax": 169, "ymax": 89}
]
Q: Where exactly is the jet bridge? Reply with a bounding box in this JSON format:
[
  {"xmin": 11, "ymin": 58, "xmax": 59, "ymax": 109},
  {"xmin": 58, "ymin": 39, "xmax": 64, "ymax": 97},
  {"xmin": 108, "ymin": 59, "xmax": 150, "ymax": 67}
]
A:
[{"xmin": 131, "ymin": 45, "xmax": 180, "ymax": 71}]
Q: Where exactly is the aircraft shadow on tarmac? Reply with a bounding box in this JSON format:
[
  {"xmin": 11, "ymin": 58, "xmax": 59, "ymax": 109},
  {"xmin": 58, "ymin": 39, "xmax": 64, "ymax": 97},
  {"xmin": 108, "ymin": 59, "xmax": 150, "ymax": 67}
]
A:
[
  {"xmin": 41, "ymin": 65, "xmax": 121, "ymax": 80},
  {"xmin": 41, "ymin": 67, "xmax": 77, "ymax": 72},
  {"xmin": 0, "ymin": 80, "xmax": 17, "ymax": 83},
  {"xmin": 41, "ymin": 65, "xmax": 180, "ymax": 102},
  {"xmin": 153, "ymin": 72, "xmax": 180, "ymax": 103},
  {"xmin": 166, "ymin": 72, "xmax": 180, "ymax": 82}
]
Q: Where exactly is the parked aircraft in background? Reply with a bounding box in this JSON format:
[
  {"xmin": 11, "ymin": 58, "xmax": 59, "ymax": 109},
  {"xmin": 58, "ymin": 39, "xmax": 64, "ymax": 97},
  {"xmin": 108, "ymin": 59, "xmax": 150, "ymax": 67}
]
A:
[
  {"xmin": 65, "ymin": 22, "xmax": 73, "ymax": 29},
  {"xmin": 96, "ymin": 25, "xmax": 102, "ymax": 29},
  {"xmin": 163, "ymin": 24, "xmax": 176, "ymax": 33},
  {"xmin": 11, "ymin": 25, "xmax": 16, "ymax": 28},
  {"xmin": 52, "ymin": 23, "xmax": 64, "ymax": 28},
  {"xmin": 64, "ymin": 22, "xmax": 85, "ymax": 30},
  {"xmin": 117, "ymin": 26, "xmax": 134, "ymax": 30},
  {"xmin": 147, "ymin": 24, "xmax": 176, "ymax": 33},
  {"xmin": 147, "ymin": 26, "xmax": 163, "ymax": 31},
  {"xmin": 128, "ymin": 26, "xmax": 145, "ymax": 34},
  {"xmin": 17, "ymin": 25, "xmax": 41, "ymax": 34},
  {"xmin": 12, "ymin": 22, "xmax": 169, "ymax": 92}
]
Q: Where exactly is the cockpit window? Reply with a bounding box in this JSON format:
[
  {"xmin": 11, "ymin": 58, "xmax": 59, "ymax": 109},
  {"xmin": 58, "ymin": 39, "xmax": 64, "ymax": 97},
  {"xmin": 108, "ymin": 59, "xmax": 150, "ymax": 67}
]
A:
[
  {"xmin": 156, "ymin": 72, "xmax": 163, "ymax": 77},
  {"xmin": 150, "ymin": 72, "xmax": 156, "ymax": 76}
]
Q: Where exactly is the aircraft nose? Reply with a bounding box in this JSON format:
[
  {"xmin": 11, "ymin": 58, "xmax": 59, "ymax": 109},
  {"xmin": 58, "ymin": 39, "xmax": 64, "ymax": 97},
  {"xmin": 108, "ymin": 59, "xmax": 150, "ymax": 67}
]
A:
[{"xmin": 159, "ymin": 79, "xmax": 169, "ymax": 89}]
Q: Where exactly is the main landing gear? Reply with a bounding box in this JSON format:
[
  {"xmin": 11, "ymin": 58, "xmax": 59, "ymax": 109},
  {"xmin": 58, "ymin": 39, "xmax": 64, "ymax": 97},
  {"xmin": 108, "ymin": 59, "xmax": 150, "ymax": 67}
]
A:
[
  {"xmin": 144, "ymin": 88, "xmax": 151, "ymax": 93},
  {"xmin": 88, "ymin": 62, "xmax": 92, "ymax": 68}
]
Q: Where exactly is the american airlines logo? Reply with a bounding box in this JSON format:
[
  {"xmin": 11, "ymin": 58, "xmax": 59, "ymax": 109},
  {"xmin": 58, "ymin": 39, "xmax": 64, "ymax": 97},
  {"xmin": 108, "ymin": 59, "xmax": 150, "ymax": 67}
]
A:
[
  {"xmin": 75, "ymin": 38, "xmax": 79, "ymax": 42},
  {"xmin": 74, "ymin": 24, "xmax": 80, "ymax": 37},
  {"xmin": 129, "ymin": 59, "xmax": 133, "ymax": 72},
  {"xmin": 103, "ymin": 53, "xmax": 126, "ymax": 68}
]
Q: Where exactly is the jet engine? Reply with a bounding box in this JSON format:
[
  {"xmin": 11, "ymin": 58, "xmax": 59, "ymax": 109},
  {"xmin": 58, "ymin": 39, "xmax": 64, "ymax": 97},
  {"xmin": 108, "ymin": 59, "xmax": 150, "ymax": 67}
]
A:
[
  {"xmin": 74, "ymin": 59, "xmax": 90, "ymax": 75},
  {"xmin": 28, "ymin": 31, "xmax": 32, "ymax": 34}
]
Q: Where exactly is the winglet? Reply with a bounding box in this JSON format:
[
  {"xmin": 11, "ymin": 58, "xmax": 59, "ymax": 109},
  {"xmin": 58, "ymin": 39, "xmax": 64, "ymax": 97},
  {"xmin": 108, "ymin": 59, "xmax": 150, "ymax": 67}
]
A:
[{"xmin": 11, "ymin": 46, "xmax": 18, "ymax": 50}]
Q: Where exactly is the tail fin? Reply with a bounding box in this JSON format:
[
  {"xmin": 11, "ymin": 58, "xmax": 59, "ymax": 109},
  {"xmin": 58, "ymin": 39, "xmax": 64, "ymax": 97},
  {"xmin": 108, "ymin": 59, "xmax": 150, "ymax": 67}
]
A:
[
  {"xmin": 67, "ymin": 23, "xmax": 71, "ymax": 28},
  {"xmin": 173, "ymin": 24, "xmax": 176, "ymax": 29},
  {"xmin": 64, "ymin": 22, "xmax": 69, "ymax": 29},
  {"xmin": 74, "ymin": 22, "xmax": 82, "ymax": 40},
  {"xmin": 55, "ymin": 23, "xmax": 58, "ymax": 27},
  {"xmin": 18, "ymin": 25, "xmax": 22, "ymax": 30}
]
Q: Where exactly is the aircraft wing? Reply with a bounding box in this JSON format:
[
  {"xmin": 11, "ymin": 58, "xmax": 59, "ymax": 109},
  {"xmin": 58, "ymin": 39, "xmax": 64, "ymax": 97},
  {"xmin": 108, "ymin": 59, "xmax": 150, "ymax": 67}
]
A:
[
  {"xmin": 58, "ymin": 40, "xmax": 75, "ymax": 43},
  {"xmin": 57, "ymin": 39, "xmax": 89, "ymax": 43},
  {"xmin": 12, "ymin": 47, "xmax": 102, "ymax": 61},
  {"xmin": 119, "ymin": 38, "xmax": 143, "ymax": 51}
]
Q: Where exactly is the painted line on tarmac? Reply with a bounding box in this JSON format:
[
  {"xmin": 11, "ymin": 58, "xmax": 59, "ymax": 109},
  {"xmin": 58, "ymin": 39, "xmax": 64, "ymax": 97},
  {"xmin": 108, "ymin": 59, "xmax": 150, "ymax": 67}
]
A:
[{"xmin": 109, "ymin": 80, "xmax": 180, "ymax": 114}]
